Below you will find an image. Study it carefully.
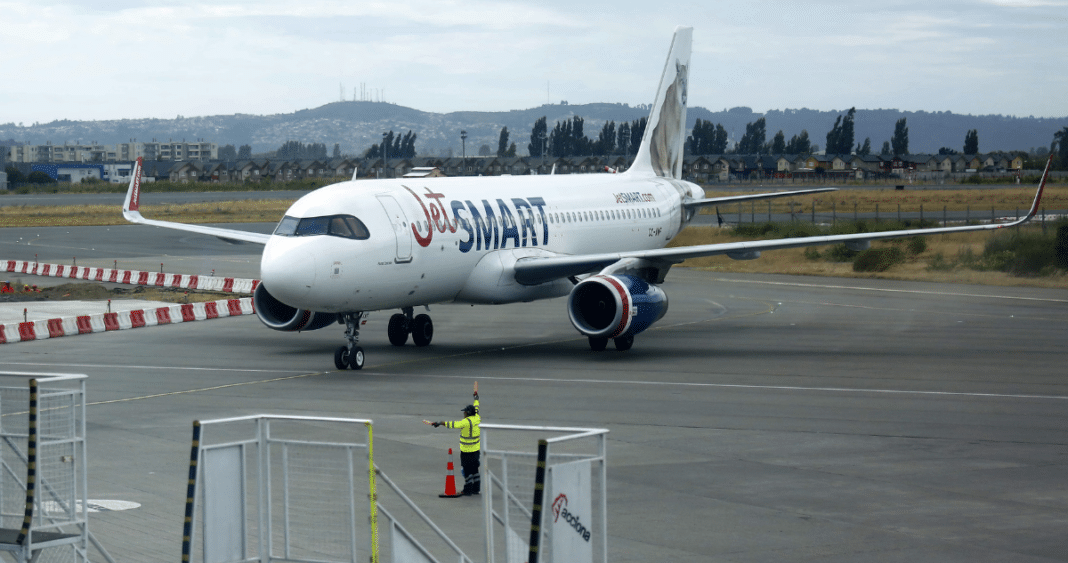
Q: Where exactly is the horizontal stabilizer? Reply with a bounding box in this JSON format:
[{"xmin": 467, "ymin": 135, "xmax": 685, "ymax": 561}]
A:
[{"xmin": 683, "ymin": 187, "xmax": 838, "ymax": 209}]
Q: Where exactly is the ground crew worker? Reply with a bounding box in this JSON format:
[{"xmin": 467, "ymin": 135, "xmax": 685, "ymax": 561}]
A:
[{"xmin": 423, "ymin": 382, "xmax": 480, "ymax": 495}]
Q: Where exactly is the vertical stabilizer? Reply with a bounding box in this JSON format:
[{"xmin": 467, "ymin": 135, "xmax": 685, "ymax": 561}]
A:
[{"xmin": 627, "ymin": 26, "xmax": 692, "ymax": 179}]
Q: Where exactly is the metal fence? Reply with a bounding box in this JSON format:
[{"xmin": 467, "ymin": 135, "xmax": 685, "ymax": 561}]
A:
[
  {"xmin": 0, "ymin": 372, "xmax": 112, "ymax": 563},
  {"xmin": 185, "ymin": 415, "xmax": 377, "ymax": 563},
  {"xmin": 480, "ymin": 424, "xmax": 608, "ymax": 563}
]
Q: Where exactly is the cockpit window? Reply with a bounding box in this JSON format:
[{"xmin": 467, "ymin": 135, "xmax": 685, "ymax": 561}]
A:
[{"xmin": 274, "ymin": 215, "xmax": 370, "ymax": 240}]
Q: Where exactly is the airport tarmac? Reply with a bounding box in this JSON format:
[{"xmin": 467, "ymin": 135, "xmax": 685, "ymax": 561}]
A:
[{"xmin": 2, "ymin": 225, "xmax": 1068, "ymax": 562}]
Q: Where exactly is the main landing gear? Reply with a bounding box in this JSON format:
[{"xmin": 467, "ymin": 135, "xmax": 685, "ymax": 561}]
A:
[
  {"xmin": 335, "ymin": 312, "xmax": 366, "ymax": 370},
  {"xmin": 588, "ymin": 335, "xmax": 634, "ymax": 351},
  {"xmin": 387, "ymin": 307, "xmax": 434, "ymax": 347}
]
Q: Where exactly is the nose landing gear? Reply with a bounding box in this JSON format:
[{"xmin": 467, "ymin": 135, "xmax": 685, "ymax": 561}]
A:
[{"xmin": 335, "ymin": 312, "xmax": 366, "ymax": 370}]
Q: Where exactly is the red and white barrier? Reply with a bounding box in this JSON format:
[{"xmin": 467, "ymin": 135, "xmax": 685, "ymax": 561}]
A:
[
  {"xmin": 3, "ymin": 260, "xmax": 259, "ymax": 294},
  {"xmin": 0, "ymin": 297, "xmax": 255, "ymax": 344}
]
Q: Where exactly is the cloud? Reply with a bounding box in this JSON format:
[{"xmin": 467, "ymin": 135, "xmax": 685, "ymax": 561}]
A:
[{"xmin": 0, "ymin": 0, "xmax": 1065, "ymax": 123}]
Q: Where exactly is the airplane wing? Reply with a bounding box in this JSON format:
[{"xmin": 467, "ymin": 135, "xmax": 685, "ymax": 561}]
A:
[
  {"xmin": 122, "ymin": 157, "xmax": 272, "ymax": 245},
  {"xmin": 514, "ymin": 156, "xmax": 1052, "ymax": 286},
  {"xmin": 683, "ymin": 187, "xmax": 838, "ymax": 209}
]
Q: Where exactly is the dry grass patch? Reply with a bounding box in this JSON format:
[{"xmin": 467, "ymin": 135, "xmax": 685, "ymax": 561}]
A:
[
  {"xmin": 0, "ymin": 200, "xmax": 296, "ymax": 227},
  {"xmin": 699, "ymin": 185, "xmax": 1068, "ymax": 216},
  {"xmin": 668, "ymin": 225, "xmax": 1068, "ymax": 289}
]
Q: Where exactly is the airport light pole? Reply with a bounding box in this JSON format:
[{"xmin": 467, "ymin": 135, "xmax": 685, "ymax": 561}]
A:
[
  {"xmin": 540, "ymin": 130, "xmax": 548, "ymax": 173},
  {"xmin": 460, "ymin": 130, "xmax": 467, "ymax": 176}
]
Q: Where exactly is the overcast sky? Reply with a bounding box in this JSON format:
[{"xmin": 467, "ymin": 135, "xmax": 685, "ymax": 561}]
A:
[{"xmin": 2, "ymin": 0, "xmax": 1066, "ymax": 126}]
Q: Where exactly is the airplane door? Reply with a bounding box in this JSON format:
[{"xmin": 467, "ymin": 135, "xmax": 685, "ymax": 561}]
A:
[{"xmin": 376, "ymin": 194, "xmax": 413, "ymax": 263}]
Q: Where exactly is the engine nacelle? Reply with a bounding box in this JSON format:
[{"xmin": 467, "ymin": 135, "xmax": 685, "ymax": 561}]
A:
[
  {"xmin": 567, "ymin": 275, "xmax": 668, "ymax": 339},
  {"xmin": 253, "ymin": 283, "xmax": 337, "ymax": 332}
]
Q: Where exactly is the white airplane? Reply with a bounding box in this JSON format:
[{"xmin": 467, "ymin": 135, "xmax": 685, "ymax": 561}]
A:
[{"xmin": 122, "ymin": 26, "xmax": 1051, "ymax": 370}]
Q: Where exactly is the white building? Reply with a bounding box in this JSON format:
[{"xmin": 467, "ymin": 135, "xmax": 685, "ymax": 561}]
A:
[{"xmin": 7, "ymin": 141, "xmax": 218, "ymax": 163}]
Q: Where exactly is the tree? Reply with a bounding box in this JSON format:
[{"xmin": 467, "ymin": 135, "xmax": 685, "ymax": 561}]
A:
[
  {"xmin": 687, "ymin": 119, "xmax": 711, "ymax": 155},
  {"xmin": 548, "ymin": 116, "xmax": 592, "ymax": 157},
  {"xmin": 571, "ymin": 116, "xmax": 588, "ymax": 155},
  {"xmin": 687, "ymin": 119, "xmax": 729, "ymax": 155},
  {"xmin": 710, "ymin": 123, "xmax": 729, "ymax": 154},
  {"xmin": 736, "ymin": 118, "xmax": 766, "ymax": 154},
  {"xmin": 333, "ymin": 143, "xmax": 342, "ymax": 158},
  {"xmin": 506, "ymin": 143, "xmax": 517, "ymax": 158},
  {"xmin": 276, "ymin": 140, "xmax": 328, "ymax": 160},
  {"xmin": 26, "ymin": 170, "xmax": 56, "ymax": 184},
  {"xmin": 218, "ymin": 144, "xmax": 237, "ymax": 160},
  {"xmin": 964, "ymin": 129, "xmax": 979, "ymax": 154},
  {"xmin": 784, "ymin": 130, "xmax": 811, "ymax": 154},
  {"xmin": 938, "ymin": 147, "xmax": 958, "ymax": 155},
  {"xmin": 630, "ymin": 117, "xmax": 647, "ymax": 154},
  {"xmin": 891, "ymin": 118, "xmax": 909, "ymax": 155},
  {"xmin": 825, "ymin": 107, "xmax": 856, "ymax": 155},
  {"xmin": 5, "ymin": 166, "xmax": 25, "ymax": 183},
  {"xmin": 478, "ymin": 144, "xmax": 491, "ymax": 157},
  {"xmin": 497, "ymin": 127, "xmax": 510, "ymax": 158},
  {"xmin": 596, "ymin": 121, "xmax": 616, "ymax": 155},
  {"xmin": 528, "ymin": 117, "xmax": 548, "ymax": 158},
  {"xmin": 770, "ymin": 130, "xmax": 786, "ymax": 154},
  {"xmin": 1055, "ymin": 127, "xmax": 1068, "ymax": 169},
  {"xmin": 238, "ymin": 144, "xmax": 252, "ymax": 159},
  {"xmin": 398, "ymin": 130, "xmax": 417, "ymax": 158},
  {"xmin": 616, "ymin": 121, "xmax": 631, "ymax": 156},
  {"xmin": 880, "ymin": 141, "xmax": 892, "ymax": 156},
  {"xmin": 856, "ymin": 137, "xmax": 872, "ymax": 156}
]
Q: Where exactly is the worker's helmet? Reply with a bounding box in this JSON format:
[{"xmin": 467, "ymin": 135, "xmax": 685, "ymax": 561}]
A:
[{"xmin": 462, "ymin": 404, "xmax": 476, "ymax": 416}]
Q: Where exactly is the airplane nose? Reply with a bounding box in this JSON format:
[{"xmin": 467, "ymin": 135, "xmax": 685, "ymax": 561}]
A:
[{"xmin": 260, "ymin": 239, "xmax": 316, "ymax": 304}]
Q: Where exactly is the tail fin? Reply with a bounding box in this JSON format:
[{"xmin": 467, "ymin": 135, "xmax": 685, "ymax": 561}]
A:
[{"xmin": 627, "ymin": 26, "xmax": 692, "ymax": 179}]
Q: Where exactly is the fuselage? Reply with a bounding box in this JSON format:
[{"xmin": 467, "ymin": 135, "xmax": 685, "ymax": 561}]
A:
[{"xmin": 259, "ymin": 171, "xmax": 704, "ymax": 313}]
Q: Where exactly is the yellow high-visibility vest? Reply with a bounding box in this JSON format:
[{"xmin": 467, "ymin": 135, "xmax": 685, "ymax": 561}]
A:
[{"xmin": 445, "ymin": 399, "xmax": 480, "ymax": 453}]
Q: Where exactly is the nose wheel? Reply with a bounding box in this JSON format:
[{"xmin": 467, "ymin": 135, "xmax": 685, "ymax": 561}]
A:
[
  {"xmin": 335, "ymin": 312, "xmax": 366, "ymax": 370},
  {"xmin": 334, "ymin": 345, "xmax": 365, "ymax": 370}
]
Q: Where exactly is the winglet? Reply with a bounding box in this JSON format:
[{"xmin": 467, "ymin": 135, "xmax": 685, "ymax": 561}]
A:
[
  {"xmin": 122, "ymin": 156, "xmax": 144, "ymax": 222},
  {"xmin": 628, "ymin": 26, "xmax": 692, "ymax": 179},
  {"xmin": 1022, "ymin": 154, "xmax": 1053, "ymax": 222}
]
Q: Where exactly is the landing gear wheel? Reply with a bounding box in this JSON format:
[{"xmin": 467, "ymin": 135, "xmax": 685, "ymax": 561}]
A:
[
  {"xmin": 411, "ymin": 314, "xmax": 434, "ymax": 347},
  {"xmin": 336, "ymin": 312, "xmax": 366, "ymax": 369},
  {"xmin": 334, "ymin": 346, "xmax": 351, "ymax": 370},
  {"xmin": 348, "ymin": 346, "xmax": 365, "ymax": 370},
  {"xmin": 588, "ymin": 336, "xmax": 608, "ymax": 351},
  {"xmin": 387, "ymin": 313, "xmax": 409, "ymax": 346},
  {"xmin": 613, "ymin": 335, "xmax": 634, "ymax": 351}
]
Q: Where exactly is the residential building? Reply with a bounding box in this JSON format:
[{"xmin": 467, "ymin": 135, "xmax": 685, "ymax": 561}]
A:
[{"xmin": 7, "ymin": 141, "xmax": 217, "ymax": 163}]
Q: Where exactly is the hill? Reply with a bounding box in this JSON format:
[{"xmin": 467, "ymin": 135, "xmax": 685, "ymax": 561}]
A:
[{"xmin": 1, "ymin": 102, "xmax": 1065, "ymax": 157}]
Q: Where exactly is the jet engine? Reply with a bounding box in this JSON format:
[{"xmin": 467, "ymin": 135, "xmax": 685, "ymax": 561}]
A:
[
  {"xmin": 252, "ymin": 283, "xmax": 337, "ymax": 332},
  {"xmin": 566, "ymin": 275, "xmax": 668, "ymax": 340}
]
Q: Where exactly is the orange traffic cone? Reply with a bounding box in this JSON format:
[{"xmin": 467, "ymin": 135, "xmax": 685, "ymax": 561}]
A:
[{"xmin": 439, "ymin": 448, "xmax": 463, "ymax": 498}]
